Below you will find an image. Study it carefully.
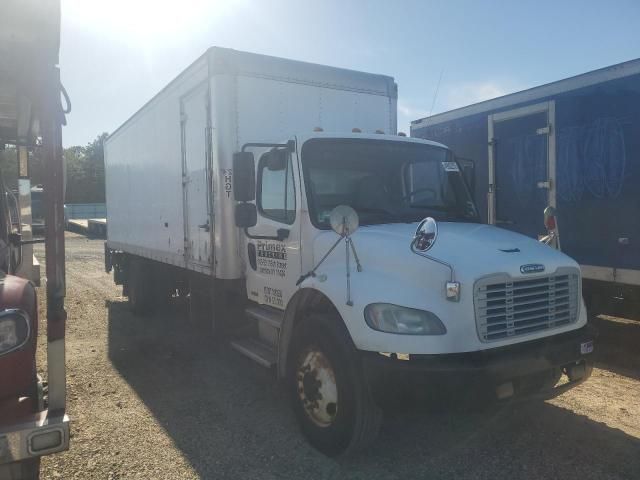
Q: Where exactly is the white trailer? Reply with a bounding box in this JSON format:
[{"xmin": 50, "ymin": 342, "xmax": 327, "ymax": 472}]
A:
[{"xmin": 105, "ymin": 48, "xmax": 594, "ymax": 456}]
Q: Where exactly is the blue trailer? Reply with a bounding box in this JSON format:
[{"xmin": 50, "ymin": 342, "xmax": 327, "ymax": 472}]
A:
[{"xmin": 411, "ymin": 59, "xmax": 640, "ymax": 311}]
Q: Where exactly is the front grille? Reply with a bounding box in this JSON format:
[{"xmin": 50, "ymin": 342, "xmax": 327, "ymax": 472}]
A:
[{"xmin": 474, "ymin": 269, "xmax": 580, "ymax": 342}]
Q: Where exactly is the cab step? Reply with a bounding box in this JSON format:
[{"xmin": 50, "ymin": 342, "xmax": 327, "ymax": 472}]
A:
[
  {"xmin": 230, "ymin": 338, "xmax": 277, "ymax": 368},
  {"xmin": 246, "ymin": 305, "xmax": 283, "ymax": 329},
  {"xmin": 246, "ymin": 305, "xmax": 283, "ymax": 347}
]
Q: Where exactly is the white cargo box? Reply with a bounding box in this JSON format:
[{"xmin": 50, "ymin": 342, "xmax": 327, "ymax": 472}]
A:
[{"xmin": 105, "ymin": 47, "xmax": 397, "ymax": 279}]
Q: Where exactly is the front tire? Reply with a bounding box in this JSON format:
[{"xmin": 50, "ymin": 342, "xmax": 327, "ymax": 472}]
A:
[{"xmin": 288, "ymin": 313, "xmax": 382, "ymax": 456}]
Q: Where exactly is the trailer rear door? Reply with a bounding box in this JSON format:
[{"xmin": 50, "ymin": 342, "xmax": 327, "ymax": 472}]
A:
[
  {"xmin": 488, "ymin": 101, "xmax": 556, "ymax": 239},
  {"xmin": 180, "ymin": 83, "xmax": 213, "ymax": 269}
]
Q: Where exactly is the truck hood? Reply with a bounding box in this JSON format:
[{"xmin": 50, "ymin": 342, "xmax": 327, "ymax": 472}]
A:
[
  {"xmin": 314, "ymin": 221, "xmax": 578, "ymax": 282},
  {"xmin": 309, "ymin": 222, "xmax": 585, "ymax": 355}
]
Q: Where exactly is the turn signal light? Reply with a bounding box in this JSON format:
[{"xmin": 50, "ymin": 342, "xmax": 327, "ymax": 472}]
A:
[
  {"xmin": 543, "ymin": 205, "xmax": 557, "ymax": 231},
  {"xmin": 545, "ymin": 215, "xmax": 556, "ymax": 231},
  {"xmin": 29, "ymin": 428, "xmax": 65, "ymax": 454}
]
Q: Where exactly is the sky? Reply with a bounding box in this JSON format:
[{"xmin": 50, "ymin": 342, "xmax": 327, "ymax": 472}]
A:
[{"xmin": 60, "ymin": 0, "xmax": 640, "ymax": 147}]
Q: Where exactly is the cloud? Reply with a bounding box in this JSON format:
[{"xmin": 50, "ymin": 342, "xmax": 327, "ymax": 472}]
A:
[
  {"xmin": 397, "ymin": 101, "xmax": 431, "ymax": 134},
  {"xmin": 436, "ymin": 80, "xmax": 522, "ymax": 113},
  {"xmin": 397, "ymin": 80, "xmax": 523, "ymax": 132},
  {"xmin": 397, "ymin": 102, "xmax": 429, "ymax": 119},
  {"xmin": 398, "ymin": 101, "xmax": 429, "ymax": 119}
]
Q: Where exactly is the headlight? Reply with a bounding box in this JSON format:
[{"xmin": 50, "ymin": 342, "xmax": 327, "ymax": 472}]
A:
[
  {"xmin": 364, "ymin": 303, "xmax": 446, "ymax": 335},
  {"xmin": 0, "ymin": 309, "xmax": 30, "ymax": 356}
]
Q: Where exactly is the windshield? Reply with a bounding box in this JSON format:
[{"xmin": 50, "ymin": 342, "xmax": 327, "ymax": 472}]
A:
[{"xmin": 301, "ymin": 138, "xmax": 479, "ymax": 228}]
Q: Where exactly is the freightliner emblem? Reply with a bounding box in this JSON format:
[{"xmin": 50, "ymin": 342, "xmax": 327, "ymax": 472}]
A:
[{"xmin": 520, "ymin": 264, "xmax": 545, "ymax": 274}]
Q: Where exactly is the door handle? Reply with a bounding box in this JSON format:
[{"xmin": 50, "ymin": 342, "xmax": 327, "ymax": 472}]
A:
[{"xmin": 198, "ymin": 221, "xmax": 210, "ymax": 232}]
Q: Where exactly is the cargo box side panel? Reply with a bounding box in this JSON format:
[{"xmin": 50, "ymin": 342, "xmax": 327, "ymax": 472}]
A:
[
  {"xmin": 211, "ymin": 75, "xmax": 396, "ymax": 279},
  {"xmin": 210, "ymin": 51, "xmax": 398, "ymax": 279},
  {"xmin": 555, "ymin": 74, "xmax": 640, "ymax": 275},
  {"xmin": 235, "ymin": 77, "xmax": 394, "ymax": 145},
  {"xmin": 105, "ymin": 59, "xmax": 209, "ymax": 269}
]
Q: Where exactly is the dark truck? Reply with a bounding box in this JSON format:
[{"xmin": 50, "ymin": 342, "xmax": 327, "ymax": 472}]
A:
[
  {"xmin": 411, "ymin": 58, "xmax": 640, "ymax": 313},
  {"xmin": 0, "ymin": 0, "xmax": 70, "ymax": 478}
]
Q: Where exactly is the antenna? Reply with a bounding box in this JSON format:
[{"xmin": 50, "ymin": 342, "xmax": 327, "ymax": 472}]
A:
[{"xmin": 429, "ymin": 68, "xmax": 445, "ymax": 116}]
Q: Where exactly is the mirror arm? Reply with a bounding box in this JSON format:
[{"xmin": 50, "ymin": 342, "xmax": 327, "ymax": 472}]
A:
[
  {"xmin": 8, "ymin": 233, "xmax": 45, "ymax": 247},
  {"xmin": 20, "ymin": 238, "xmax": 46, "ymax": 245}
]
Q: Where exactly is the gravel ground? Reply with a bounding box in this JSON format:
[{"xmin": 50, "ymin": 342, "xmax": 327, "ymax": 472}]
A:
[{"xmin": 34, "ymin": 233, "xmax": 640, "ymax": 479}]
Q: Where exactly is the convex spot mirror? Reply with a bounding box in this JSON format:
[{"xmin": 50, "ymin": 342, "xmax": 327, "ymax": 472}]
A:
[
  {"xmin": 413, "ymin": 217, "xmax": 438, "ymax": 251},
  {"xmin": 265, "ymin": 148, "xmax": 289, "ymax": 172},
  {"xmin": 329, "ymin": 205, "xmax": 359, "ymax": 237},
  {"xmin": 233, "ymin": 151, "xmax": 255, "ymax": 202}
]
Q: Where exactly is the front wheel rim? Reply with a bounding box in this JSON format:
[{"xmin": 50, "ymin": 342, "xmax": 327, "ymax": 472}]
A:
[{"xmin": 296, "ymin": 348, "xmax": 338, "ymax": 427}]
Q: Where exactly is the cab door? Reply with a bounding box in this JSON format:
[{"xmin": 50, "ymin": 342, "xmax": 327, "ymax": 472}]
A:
[{"xmin": 244, "ymin": 146, "xmax": 301, "ymax": 309}]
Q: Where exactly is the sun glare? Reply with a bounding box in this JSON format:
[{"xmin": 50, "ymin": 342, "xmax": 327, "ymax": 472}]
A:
[{"xmin": 63, "ymin": 0, "xmax": 235, "ymax": 43}]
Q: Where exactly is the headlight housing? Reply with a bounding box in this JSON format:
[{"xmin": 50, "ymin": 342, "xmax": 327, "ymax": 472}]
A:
[
  {"xmin": 0, "ymin": 309, "xmax": 30, "ymax": 356},
  {"xmin": 364, "ymin": 303, "xmax": 446, "ymax": 335}
]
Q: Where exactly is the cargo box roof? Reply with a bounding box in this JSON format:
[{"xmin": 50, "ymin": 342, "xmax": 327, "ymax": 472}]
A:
[{"xmin": 108, "ymin": 47, "xmax": 397, "ymax": 142}]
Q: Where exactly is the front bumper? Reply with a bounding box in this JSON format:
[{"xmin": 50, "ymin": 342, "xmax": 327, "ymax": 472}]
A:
[
  {"xmin": 361, "ymin": 325, "xmax": 595, "ymax": 404},
  {"xmin": 0, "ymin": 411, "xmax": 69, "ymax": 464}
]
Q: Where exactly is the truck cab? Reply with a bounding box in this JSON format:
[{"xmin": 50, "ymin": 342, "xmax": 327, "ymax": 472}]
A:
[
  {"xmin": 103, "ymin": 47, "xmax": 593, "ymax": 457},
  {"xmin": 229, "ymin": 132, "xmax": 594, "ymax": 455}
]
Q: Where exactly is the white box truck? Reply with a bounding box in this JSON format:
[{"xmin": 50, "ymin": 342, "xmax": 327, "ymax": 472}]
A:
[{"xmin": 104, "ymin": 48, "xmax": 594, "ymax": 456}]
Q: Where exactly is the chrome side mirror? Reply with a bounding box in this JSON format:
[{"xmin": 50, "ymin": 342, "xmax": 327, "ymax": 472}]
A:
[
  {"xmin": 543, "ymin": 206, "xmax": 557, "ymax": 232},
  {"xmin": 540, "ymin": 206, "xmax": 559, "ymax": 249},
  {"xmin": 413, "ymin": 217, "xmax": 438, "ymax": 251}
]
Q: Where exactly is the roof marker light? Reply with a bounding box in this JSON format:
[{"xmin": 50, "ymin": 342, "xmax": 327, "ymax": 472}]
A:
[
  {"xmin": 375, "ymin": 129, "xmax": 384, "ymax": 134},
  {"xmin": 313, "ymin": 127, "xmax": 324, "ymax": 132},
  {"xmin": 398, "ymin": 132, "xmax": 407, "ymax": 137},
  {"xmin": 352, "ymin": 128, "xmax": 362, "ymax": 133}
]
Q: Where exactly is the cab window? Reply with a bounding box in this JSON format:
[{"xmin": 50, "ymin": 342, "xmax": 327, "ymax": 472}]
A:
[{"xmin": 258, "ymin": 153, "xmax": 296, "ymax": 224}]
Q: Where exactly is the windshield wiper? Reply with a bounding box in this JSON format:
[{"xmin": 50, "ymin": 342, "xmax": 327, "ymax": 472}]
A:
[
  {"xmin": 357, "ymin": 208, "xmax": 403, "ymax": 225},
  {"xmin": 408, "ymin": 205, "xmax": 449, "ymax": 210},
  {"xmin": 408, "ymin": 205, "xmax": 476, "ymax": 222}
]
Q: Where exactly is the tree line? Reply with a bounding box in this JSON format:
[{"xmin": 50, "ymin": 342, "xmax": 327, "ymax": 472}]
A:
[{"xmin": 0, "ymin": 132, "xmax": 108, "ymax": 204}]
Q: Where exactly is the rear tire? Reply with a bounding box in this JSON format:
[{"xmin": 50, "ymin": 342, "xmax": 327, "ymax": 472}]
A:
[{"xmin": 288, "ymin": 313, "xmax": 382, "ymax": 456}]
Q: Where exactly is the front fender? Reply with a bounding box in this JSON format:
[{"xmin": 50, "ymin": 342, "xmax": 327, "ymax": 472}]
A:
[
  {"xmin": 277, "ymin": 288, "xmax": 340, "ymax": 379},
  {"xmin": 299, "ymin": 260, "xmax": 466, "ymax": 354}
]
